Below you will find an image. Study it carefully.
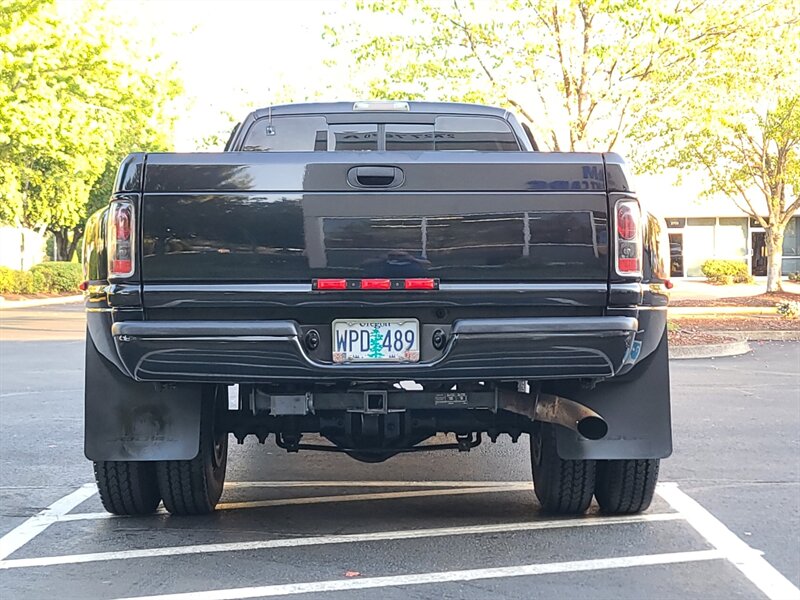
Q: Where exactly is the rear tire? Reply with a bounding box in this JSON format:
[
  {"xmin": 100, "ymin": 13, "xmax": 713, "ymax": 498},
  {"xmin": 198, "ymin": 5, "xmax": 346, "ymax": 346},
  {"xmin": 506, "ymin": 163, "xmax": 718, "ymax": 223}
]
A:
[
  {"xmin": 94, "ymin": 461, "xmax": 161, "ymax": 516},
  {"xmin": 531, "ymin": 423, "xmax": 596, "ymax": 515},
  {"xmin": 595, "ymin": 459, "xmax": 660, "ymax": 514},
  {"xmin": 157, "ymin": 386, "xmax": 228, "ymax": 515}
]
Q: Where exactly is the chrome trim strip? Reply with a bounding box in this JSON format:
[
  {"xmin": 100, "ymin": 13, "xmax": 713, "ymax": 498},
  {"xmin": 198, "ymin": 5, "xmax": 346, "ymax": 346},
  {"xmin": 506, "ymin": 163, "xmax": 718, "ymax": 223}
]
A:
[
  {"xmin": 143, "ymin": 283, "xmax": 607, "ymax": 294},
  {"xmin": 144, "ymin": 283, "xmax": 313, "ymax": 293},
  {"xmin": 439, "ymin": 283, "xmax": 606, "ymax": 292}
]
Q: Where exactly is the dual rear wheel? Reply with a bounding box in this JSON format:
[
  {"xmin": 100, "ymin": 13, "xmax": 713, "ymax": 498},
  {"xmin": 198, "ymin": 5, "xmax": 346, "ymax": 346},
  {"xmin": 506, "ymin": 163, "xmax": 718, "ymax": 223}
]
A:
[
  {"xmin": 531, "ymin": 423, "xmax": 659, "ymax": 515},
  {"xmin": 95, "ymin": 400, "xmax": 656, "ymax": 517},
  {"xmin": 94, "ymin": 386, "xmax": 228, "ymax": 516}
]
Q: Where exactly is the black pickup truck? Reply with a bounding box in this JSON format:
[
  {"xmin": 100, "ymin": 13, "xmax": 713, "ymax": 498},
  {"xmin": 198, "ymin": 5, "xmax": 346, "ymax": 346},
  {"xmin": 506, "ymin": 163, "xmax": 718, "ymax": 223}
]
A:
[{"xmin": 83, "ymin": 101, "xmax": 671, "ymax": 517}]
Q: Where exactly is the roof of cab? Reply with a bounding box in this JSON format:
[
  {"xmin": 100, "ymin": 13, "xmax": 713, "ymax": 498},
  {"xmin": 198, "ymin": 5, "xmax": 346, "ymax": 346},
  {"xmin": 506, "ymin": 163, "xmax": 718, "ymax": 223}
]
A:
[{"xmin": 251, "ymin": 101, "xmax": 511, "ymax": 119}]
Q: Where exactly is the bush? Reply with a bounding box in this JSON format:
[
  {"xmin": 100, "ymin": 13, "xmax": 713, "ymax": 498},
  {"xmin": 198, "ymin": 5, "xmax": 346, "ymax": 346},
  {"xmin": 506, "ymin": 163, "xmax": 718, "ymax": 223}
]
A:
[
  {"xmin": 777, "ymin": 300, "xmax": 800, "ymax": 319},
  {"xmin": 0, "ymin": 267, "xmax": 15, "ymax": 293},
  {"xmin": 0, "ymin": 262, "xmax": 82, "ymax": 295},
  {"xmin": 0, "ymin": 267, "xmax": 37, "ymax": 294},
  {"xmin": 700, "ymin": 259, "xmax": 754, "ymax": 285},
  {"xmin": 30, "ymin": 262, "xmax": 83, "ymax": 293}
]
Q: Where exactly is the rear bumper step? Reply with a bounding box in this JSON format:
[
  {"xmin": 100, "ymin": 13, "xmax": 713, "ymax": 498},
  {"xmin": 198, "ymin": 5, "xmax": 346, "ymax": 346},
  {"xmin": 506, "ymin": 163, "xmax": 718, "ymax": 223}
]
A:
[{"xmin": 110, "ymin": 317, "xmax": 637, "ymax": 383}]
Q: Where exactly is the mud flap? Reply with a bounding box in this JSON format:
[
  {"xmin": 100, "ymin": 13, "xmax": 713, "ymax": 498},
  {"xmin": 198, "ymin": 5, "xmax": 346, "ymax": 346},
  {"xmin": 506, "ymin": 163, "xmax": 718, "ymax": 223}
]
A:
[
  {"xmin": 84, "ymin": 332, "xmax": 202, "ymax": 461},
  {"xmin": 553, "ymin": 330, "xmax": 672, "ymax": 460}
]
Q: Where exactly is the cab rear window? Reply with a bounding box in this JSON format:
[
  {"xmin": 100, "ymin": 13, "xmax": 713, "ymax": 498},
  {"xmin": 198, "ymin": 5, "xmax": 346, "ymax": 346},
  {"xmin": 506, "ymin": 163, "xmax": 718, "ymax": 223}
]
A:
[{"xmin": 241, "ymin": 116, "xmax": 521, "ymax": 151}]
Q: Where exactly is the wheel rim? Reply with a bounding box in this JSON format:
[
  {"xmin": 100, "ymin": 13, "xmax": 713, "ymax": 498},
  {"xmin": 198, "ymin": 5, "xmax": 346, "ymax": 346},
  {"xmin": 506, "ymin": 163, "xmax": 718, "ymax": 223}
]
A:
[
  {"xmin": 531, "ymin": 426, "xmax": 543, "ymax": 467},
  {"xmin": 210, "ymin": 386, "xmax": 227, "ymax": 470},
  {"xmin": 212, "ymin": 433, "xmax": 225, "ymax": 469}
]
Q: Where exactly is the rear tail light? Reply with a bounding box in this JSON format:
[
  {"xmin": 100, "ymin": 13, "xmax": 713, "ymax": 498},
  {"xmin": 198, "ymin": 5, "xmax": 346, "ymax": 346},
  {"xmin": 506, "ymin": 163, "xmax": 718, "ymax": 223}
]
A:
[
  {"xmin": 404, "ymin": 278, "xmax": 436, "ymax": 290},
  {"xmin": 360, "ymin": 278, "xmax": 392, "ymax": 290},
  {"xmin": 108, "ymin": 200, "xmax": 135, "ymax": 278},
  {"xmin": 614, "ymin": 200, "xmax": 642, "ymax": 277},
  {"xmin": 315, "ymin": 279, "xmax": 347, "ymax": 290},
  {"xmin": 312, "ymin": 278, "xmax": 439, "ymax": 291}
]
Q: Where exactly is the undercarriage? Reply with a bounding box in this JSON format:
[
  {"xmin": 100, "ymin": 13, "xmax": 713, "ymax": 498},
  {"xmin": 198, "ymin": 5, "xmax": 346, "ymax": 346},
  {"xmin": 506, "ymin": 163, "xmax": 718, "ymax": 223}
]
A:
[{"xmin": 224, "ymin": 383, "xmax": 608, "ymax": 463}]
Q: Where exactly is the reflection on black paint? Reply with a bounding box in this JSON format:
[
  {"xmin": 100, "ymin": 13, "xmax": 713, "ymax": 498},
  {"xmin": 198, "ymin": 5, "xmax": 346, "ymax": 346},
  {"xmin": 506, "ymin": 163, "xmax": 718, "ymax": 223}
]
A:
[{"xmin": 142, "ymin": 194, "xmax": 608, "ymax": 281}]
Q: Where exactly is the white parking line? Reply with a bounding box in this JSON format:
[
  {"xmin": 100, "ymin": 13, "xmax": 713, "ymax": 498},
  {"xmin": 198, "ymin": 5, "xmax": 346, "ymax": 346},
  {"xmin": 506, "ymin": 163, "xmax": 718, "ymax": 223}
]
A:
[
  {"xmin": 0, "ymin": 512, "xmax": 682, "ymax": 570},
  {"xmin": 223, "ymin": 480, "xmax": 530, "ymax": 488},
  {"xmin": 0, "ymin": 483, "xmax": 96, "ymax": 561},
  {"xmin": 56, "ymin": 484, "xmax": 534, "ymax": 522},
  {"xmin": 658, "ymin": 483, "xmax": 800, "ymax": 600},
  {"xmin": 0, "ymin": 388, "xmax": 83, "ymax": 399},
  {"xmin": 111, "ymin": 549, "xmax": 725, "ymax": 600},
  {"xmin": 218, "ymin": 485, "xmax": 532, "ymax": 511},
  {"xmin": 6, "ymin": 479, "xmax": 792, "ymax": 600}
]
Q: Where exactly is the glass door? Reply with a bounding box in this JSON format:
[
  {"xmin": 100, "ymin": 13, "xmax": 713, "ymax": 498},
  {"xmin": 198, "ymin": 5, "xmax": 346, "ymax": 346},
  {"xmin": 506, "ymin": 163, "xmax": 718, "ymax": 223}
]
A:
[
  {"xmin": 668, "ymin": 233, "xmax": 684, "ymax": 278},
  {"xmin": 751, "ymin": 231, "xmax": 767, "ymax": 276}
]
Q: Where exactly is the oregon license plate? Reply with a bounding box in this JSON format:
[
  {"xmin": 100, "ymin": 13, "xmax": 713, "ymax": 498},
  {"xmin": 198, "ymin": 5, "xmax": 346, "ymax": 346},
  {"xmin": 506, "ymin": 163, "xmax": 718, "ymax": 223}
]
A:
[{"xmin": 332, "ymin": 319, "xmax": 420, "ymax": 363}]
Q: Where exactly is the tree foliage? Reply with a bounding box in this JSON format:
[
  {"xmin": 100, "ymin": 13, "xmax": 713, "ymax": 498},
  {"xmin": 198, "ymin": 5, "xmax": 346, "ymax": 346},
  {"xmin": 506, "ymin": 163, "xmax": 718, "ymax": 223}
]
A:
[
  {"xmin": 326, "ymin": 0, "xmax": 771, "ymax": 153},
  {"xmin": 0, "ymin": 0, "xmax": 182, "ymax": 260},
  {"xmin": 641, "ymin": 3, "xmax": 800, "ymax": 291}
]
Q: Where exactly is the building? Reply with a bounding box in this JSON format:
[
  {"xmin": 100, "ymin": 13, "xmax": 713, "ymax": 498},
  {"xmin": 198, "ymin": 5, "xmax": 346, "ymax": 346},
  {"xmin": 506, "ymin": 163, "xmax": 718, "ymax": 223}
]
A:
[
  {"xmin": 0, "ymin": 226, "xmax": 46, "ymax": 271},
  {"xmin": 638, "ymin": 174, "xmax": 799, "ymax": 278}
]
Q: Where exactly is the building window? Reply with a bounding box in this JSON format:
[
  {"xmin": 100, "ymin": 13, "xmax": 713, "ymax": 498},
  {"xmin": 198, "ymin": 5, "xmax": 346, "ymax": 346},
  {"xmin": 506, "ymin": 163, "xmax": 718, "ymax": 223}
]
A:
[
  {"xmin": 684, "ymin": 218, "xmax": 716, "ymax": 276},
  {"xmin": 717, "ymin": 217, "xmax": 748, "ymax": 259},
  {"xmin": 681, "ymin": 217, "xmax": 747, "ymax": 277},
  {"xmin": 783, "ymin": 216, "xmax": 800, "ymax": 275}
]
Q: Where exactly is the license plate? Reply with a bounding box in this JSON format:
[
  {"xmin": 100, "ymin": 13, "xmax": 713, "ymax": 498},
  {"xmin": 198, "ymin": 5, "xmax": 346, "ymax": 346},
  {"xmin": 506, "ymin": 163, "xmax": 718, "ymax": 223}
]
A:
[{"xmin": 332, "ymin": 319, "xmax": 420, "ymax": 363}]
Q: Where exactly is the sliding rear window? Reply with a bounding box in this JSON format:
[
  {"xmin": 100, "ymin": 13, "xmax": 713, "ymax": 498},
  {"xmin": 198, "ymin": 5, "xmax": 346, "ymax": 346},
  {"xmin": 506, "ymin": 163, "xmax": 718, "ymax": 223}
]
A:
[{"xmin": 241, "ymin": 115, "xmax": 521, "ymax": 151}]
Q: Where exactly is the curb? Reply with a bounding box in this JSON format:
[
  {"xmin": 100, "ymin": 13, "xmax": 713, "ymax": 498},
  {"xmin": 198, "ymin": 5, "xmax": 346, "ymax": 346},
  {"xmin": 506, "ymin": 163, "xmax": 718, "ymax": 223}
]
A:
[
  {"xmin": 670, "ymin": 339, "xmax": 752, "ymax": 360},
  {"xmin": 669, "ymin": 306, "xmax": 777, "ymax": 316},
  {"xmin": 0, "ymin": 295, "xmax": 83, "ymax": 310},
  {"xmin": 712, "ymin": 330, "xmax": 800, "ymax": 342}
]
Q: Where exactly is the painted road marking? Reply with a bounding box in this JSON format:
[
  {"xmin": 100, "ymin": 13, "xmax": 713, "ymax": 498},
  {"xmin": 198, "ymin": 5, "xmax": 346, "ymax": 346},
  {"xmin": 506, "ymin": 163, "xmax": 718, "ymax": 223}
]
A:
[
  {"xmin": 0, "ymin": 512, "xmax": 683, "ymax": 570},
  {"xmin": 217, "ymin": 485, "xmax": 532, "ymax": 511},
  {"xmin": 0, "ymin": 483, "xmax": 96, "ymax": 561},
  {"xmin": 3, "ymin": 479, "xmax": 795, "ymax": 600},
  {"xmin": 658, "ymin": 483, "xmax": 800, "ymax": 600},
  {"xmin": 0, "ymin": 388, "xmax": 83, "ymax": 399},
  {"xmin": 223, "ymin": 480, "xmax": 531, "ymax": 488},
  {"xmin": 55, "ymin": 484, "xmax": 534, "ymax": 522},
  {"xmin": 110, "ymin": 550, "xmax": 725, "ymax": 600}
]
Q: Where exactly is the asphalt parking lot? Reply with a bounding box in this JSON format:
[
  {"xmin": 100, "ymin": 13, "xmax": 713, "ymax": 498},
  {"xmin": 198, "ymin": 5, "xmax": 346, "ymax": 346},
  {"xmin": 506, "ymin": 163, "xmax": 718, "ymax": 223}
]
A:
[{"xmin": 1, "ymin": 303, "xmax": 798, "ymax": 599}]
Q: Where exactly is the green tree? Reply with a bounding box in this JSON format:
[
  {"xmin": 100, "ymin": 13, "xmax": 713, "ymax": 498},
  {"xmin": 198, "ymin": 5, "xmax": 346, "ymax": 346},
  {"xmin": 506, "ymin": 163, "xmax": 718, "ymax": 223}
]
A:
[
  {"xmin": 0, "ymin": 0, "xmax": 182, "ymax": 260},
  {"xmin": 666, "ymin": 100, "xmax": 799, "ymax": 292},
  {"xmin": 368, "ymin": 327, "xmax": 384, "ymax": 358},
  {"xmin": 638, "ymin": 4, "xmax": 800, "ymax": 292},
  {"xmin": 325, "ymin": 0, "xmax": 764, "ymax": 152}
]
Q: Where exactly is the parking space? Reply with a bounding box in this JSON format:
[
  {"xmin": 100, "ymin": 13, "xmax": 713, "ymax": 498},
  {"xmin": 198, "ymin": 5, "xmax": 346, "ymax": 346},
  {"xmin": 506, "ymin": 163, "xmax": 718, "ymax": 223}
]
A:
[
  {"xmin": 1, "ymin": 305, "xmax": 798, "ymax": 599},
  {"xmin": 0, "ymin": 475, "xmax": 796, "ymax": 599}
]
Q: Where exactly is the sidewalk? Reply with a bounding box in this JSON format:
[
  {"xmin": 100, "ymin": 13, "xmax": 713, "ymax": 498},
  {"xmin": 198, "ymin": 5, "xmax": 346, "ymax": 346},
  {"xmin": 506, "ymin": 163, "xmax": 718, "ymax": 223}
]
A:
[
  {"xmin": 668, "ymin": 278, "xmax": 800, "ymax": 303},
  {"xmin": 0, "ymin": 294, "xmax": 83, "ymax": 310}
]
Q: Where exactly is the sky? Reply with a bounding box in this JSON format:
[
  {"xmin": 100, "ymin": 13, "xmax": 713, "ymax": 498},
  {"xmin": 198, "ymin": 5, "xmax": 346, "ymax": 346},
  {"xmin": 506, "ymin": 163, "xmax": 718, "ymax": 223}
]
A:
[{"xmin": 111, "ymin": 0, "xmax": 347, "ymax": 151}]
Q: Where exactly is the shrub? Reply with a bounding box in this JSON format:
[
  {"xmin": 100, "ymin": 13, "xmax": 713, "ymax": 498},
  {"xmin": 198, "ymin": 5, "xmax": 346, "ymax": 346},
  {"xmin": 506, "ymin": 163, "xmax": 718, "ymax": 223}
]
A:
[
  {"xmin": 0, "ymin": 267, "xmax": 16, "ymax": 294},
  {"xmin": 0, "ymin": 262, "xmax": 82, "ymax": 295},
  {"xmin": 0, "ymin": 268, "xmax": 14, "ymax": 293},
  {"xmin": 0, "ymin": 267, "xmax": 35, "ymax": 294},
  {"xmin": 700, "ymin": 259, "xmax": 754, "ymax": 285},
  {"xmin": 777, "ymin": 300, "xmax": 800, "ymax": 319},
  {"xmin": 30, "ymin": 262, "xmax": 83, "ymax": 293}
]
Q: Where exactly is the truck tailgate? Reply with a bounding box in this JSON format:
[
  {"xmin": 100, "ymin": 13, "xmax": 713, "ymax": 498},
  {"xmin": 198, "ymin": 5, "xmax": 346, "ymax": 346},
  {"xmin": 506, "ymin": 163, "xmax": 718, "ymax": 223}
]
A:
[{"xmin": 140, "ymin": 152, "xmax": 609, "ymax": 283}]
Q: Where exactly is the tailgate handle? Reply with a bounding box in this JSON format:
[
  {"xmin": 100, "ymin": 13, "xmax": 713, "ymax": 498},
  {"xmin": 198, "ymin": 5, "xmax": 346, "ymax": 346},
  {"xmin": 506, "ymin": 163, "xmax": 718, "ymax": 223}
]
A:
[{"xmin": 347, "ymin": 166, "xmax": 404, "ymax": 188}]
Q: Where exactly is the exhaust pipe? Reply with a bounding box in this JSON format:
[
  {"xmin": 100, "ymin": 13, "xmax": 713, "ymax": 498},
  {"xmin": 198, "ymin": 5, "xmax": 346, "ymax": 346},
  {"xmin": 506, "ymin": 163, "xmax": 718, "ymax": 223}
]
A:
[{"xmin": 533, "ymin": 393, "xmax": 608, "ymax": 440}]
